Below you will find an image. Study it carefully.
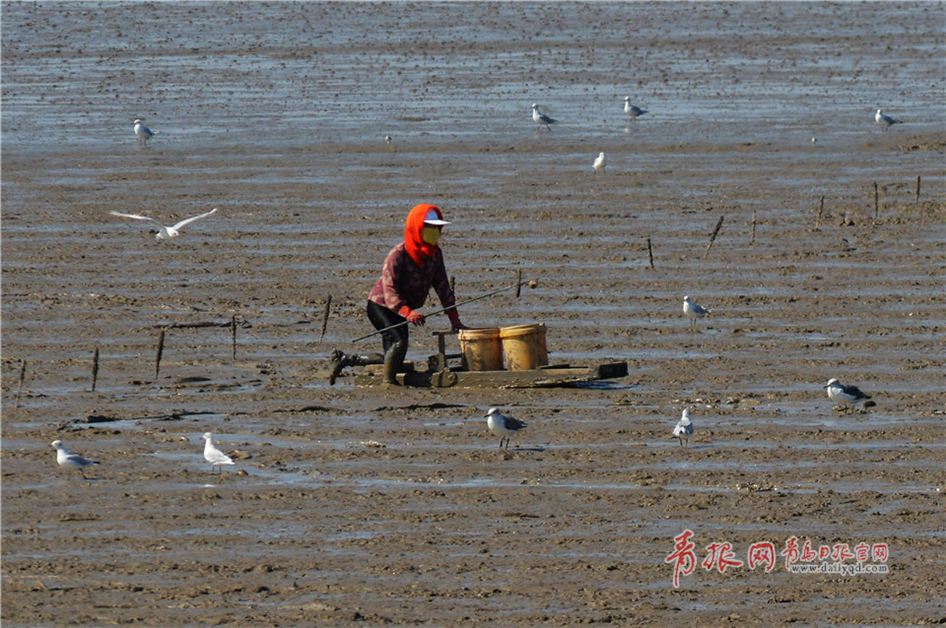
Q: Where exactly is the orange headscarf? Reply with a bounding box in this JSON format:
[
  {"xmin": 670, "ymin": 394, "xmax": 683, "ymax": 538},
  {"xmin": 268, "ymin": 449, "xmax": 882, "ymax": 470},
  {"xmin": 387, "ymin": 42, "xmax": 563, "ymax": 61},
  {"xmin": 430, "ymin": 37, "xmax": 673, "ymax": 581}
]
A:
[{"xmin": 403, "ymin": 203, "xmax": 444, "ymax": 267}]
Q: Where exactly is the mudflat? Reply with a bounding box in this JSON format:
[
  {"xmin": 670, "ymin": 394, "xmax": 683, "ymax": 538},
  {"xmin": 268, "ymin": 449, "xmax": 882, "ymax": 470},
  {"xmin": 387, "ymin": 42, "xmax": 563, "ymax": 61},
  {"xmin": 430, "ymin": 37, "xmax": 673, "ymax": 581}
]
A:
[{"xmin": 2, "ymin": 2, "xmax": 945, "ymax": 624}]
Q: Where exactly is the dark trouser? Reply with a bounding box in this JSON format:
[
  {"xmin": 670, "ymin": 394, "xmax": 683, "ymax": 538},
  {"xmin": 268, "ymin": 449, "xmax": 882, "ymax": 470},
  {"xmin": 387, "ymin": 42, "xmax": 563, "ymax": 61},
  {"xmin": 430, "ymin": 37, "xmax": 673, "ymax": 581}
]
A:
[{"xmin": 366, "ymin": 300, "xmax": 408, "ymax": 383}]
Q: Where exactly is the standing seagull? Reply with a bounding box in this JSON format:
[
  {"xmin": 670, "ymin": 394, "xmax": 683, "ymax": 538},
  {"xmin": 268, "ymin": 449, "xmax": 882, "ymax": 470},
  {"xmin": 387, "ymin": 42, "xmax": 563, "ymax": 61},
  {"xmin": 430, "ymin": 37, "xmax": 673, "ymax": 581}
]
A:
[
  {"xmin": 624, "ymin": 97, "xmax": 648, "ymax": 120},
  {"xmin": 531, "ymin": 103, "xmax": 557, "ymax": 130},
  {"xmin": 51, "ymin": 440, "xmax": 99, "ymax": 479},
  {"xmin": 202, "ymin": 432, "xmax": 234, "ymax": 473},
  {"xmin": 593, "ymin": 151, "xmax": 606, "ymax": 174},
  {"xmin": 109, "ymin": 207, "xmax": 218, "ymax": 240},
  {"xmin": 485, "ymin": 407, "xmax": 527, "ymax": 450},
  {"xmin": 874, "ymin": 109, "xmax": 901, "ymax": 131},
  {"xmin": 824, "ymin": 378, "xmax": 874, "ymax": 409},
  {"xmin": 672, "ymin": 409, "xmax": 694, "ymax": 447},
  {"xmin": 133, "ymin": 118, "xmax": 157, "ymax": 145},
  {"xmin": 683, "ymin": 295, "xmax": 711, "ymax": 332}
]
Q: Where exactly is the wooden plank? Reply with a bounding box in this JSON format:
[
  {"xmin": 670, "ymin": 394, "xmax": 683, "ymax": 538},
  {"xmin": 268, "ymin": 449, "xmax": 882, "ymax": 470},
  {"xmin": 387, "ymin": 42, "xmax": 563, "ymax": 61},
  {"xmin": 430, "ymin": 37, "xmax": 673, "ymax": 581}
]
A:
[{"xmin": 353, "ymin": 362, "xmax": 628, "ymax": 389}]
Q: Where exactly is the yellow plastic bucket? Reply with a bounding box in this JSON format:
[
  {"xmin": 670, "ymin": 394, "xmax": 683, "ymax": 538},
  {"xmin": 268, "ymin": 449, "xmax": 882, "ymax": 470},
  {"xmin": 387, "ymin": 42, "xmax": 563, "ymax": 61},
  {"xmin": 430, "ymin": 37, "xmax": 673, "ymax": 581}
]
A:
[
  {"xmin": 458, "ymin": 328, "xmax": 503, "ymax": 372},
  {"xmin": 499, "ymin": 323, "xmax": 548, "ymax": 371}
]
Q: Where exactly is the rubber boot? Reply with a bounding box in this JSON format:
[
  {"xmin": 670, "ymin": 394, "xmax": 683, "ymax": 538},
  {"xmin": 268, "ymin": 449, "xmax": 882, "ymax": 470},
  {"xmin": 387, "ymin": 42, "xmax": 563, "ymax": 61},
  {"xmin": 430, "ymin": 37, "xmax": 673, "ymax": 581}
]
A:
[
  {"xmin": 328, "ymin": 349, "xmax": 348, "ymax": 386},
  {"xmin": 328, "ymin": 351, "xmax": 384, "ymax": 385},
  {"xmin": 382, "ymin": 341, "xmax": 407, "ymax": 386}
]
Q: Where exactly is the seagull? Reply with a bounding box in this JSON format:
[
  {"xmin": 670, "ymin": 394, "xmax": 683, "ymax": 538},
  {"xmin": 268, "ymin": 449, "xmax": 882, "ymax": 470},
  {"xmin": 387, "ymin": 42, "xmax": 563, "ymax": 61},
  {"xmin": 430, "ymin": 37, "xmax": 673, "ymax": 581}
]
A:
[
  {"xmin": 672, "ymin": 409, "xmax": 694, "ymax": 447},
  {"xmin": 683, "ymin": 295, "xmax": 711, "ymax": 332},
  {"xmin": 202, "ymin": 432, "xmax": 234, "ymax": 473},
  {"xmin": 485, "ymin": 407, "xmax": 527, "ymax": 450},
  {"xmin": 593, "ymin": 151, "xmax": 606, "ymax": 174},
  {"xmin": 531, "ymin": 103, "xmax": 557, "ymax": 130},
  {"xmin": 623, "ymin": 97, "xmax": 647, "ymax": 120},
  {"xmin": 384, "ymin": 135, "xmax": 392, "ymax": 144},
  {"xmin": 133, "ymin": 118, "xmax": 157, "ymax": 145},
  {"xmin": 875, "ymin": 109, "xmax": 901, "ymax": 131},
  {"xmin": 109, "ymin": 207, "xmax": 218, "ymax": 240},
  {"xmin": 51, "ymin": 440, "xmax": 99, "ymax": 478},
  {"xmin": 824, "ymin": 378, "xmax": 875, "ymax": 409}
]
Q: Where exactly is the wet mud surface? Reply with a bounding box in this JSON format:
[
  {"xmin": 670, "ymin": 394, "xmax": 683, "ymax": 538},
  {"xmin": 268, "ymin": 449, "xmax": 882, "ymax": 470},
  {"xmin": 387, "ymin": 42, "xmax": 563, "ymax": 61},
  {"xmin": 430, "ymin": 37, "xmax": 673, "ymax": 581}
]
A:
[{"xmin": 2, "ymin": 2, "xmax": 946, "ymax": 624}]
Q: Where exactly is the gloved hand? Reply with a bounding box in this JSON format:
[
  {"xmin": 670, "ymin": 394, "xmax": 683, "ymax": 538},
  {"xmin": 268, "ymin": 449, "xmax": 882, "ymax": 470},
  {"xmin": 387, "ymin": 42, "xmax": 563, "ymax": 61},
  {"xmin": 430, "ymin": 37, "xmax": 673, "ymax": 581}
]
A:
[
  {"xmin": 447, "ymin": 309, "xmax": 465, "ymax": 332},
  {"xmin": 405, "ymin": 310, "xmax": 426, "ymax": 326}
]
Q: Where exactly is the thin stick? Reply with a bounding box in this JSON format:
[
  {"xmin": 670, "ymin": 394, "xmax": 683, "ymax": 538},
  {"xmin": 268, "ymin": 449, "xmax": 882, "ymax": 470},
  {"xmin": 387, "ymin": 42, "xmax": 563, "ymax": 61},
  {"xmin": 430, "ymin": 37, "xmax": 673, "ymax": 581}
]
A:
[
  {"xmin": 318, "ymin": 295, "xmax": 332, "ymax": 343},
  {"xmin": 450, "ymin": 275, "xmax": 456, "ymax": 294},
  {"xmin": 873, "ymin": 181, "xmax": 879, "ymax": 221},
  {"xmin": 750, "ymin": 210, "xmax": 757, "ymax": 245},
  {"xmin": 231, "ymin": 315, "xmax": 237, "ymax": 361},
  {"xmin": 14, "ymin": 359, "xmax": 26, "ymax": 409},
  {"xmin": 351, "ymin": 278, "xmax": 537, "ymax": 343},
  {"xmin": 155, "ymin": 329, "xmax": 165, "ymax": 378},
  {"xmin": 703, "ymin": 215, "xmax": 724, "ymax": 259},
  {"xmin": 516, "ymin": 269, "xmax": 523, "ymax": 298},
  {"xmin": 915, "ymin": 175, "xmax": 921, "ymax": 204},
  {"xmin": 646, "ymin": 237, "xmax": 655, "ymax": 269},
  {"xmin": 816, "ymin": 196, "xmax": 825, "ymax": 229},
  {"xmin": 91, "ymin": 347, "xmax": 99, "ymax": 392}
]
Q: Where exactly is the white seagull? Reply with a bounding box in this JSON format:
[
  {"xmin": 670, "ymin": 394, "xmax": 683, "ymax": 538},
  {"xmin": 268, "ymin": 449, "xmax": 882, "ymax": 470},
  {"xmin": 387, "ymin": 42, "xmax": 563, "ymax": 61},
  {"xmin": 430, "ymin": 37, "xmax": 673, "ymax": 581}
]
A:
[
  {"xmin": 624, "ymin": 97, "xmax": 648, "ymax": 120},
  {"xmin": 683, "ymin": 295, "xmax": 711, "ymax": 332},
  {"xmin": 110, "ymin": 207, "xmax": 218, "ymax": 240},
  {"xmin": 593, "ymin": 152, "xmax": 606, "ymax": 174},
  {"xmin": 133, "ymin": 118, "xmax": 157, "ymax": 145},
  {"xmin": 51, "ymin": 440, "xmax": 99, "ymax": 478},
  {"xmin": 672, "ymin": 409, "xmax": 694, "ymax": 447},
  {"xmin": 485, "ymin": 407, "xmax": 527, "ymax": 450},
  {"xmin": 875, "ymin": 109, "xmax": 901, "ymax": 131},
  {"xmin": 202, "ymin": 432, "xmax": 234, "ymax": 473},
  {"xmin": 531, "ymin": 103, "xmax": 557, "ymax": 130},
  {"xmin": 824, "ymin": 378, "xmax": 874, "ymax": 409}
]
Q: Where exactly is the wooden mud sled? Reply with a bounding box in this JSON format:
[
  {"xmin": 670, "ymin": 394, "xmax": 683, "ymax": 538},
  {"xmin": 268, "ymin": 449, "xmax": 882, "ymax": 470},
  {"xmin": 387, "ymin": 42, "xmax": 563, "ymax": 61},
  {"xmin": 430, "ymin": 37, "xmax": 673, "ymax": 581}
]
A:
[{"xmin": 354, "ymin": 330, "xmax": 628, "ymax": 389}]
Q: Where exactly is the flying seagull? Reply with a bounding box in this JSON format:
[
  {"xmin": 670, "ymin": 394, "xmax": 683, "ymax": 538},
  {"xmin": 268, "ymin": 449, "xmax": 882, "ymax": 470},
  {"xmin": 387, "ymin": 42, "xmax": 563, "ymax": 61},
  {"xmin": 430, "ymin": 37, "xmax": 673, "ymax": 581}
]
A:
[
  {"xmin": 485, "ymin": 407, "xmax": 527, "ymax": 450},
  {"xmin": 202, "ymin": 432, "xmax": 235, "ymax": 473},
  {"xmin": 133, "ymin": 118, "xmax": 157, "ymax": 145},
  {"xmin": 110, "ymin": 207, "xmax": 218, "ymax": 240},
  {"xmin": 824, "ymin": 378, "xmax": 875, "ymax": 409},
  {"xmin": 874, "ymin": 109, "xmax": 901, "ymax": 131},
  {"xmin": 51, "ymin": 440, "xmax": 99, "ymax": 479},
  {"xmin": 672, "ymin": 409, "xmax": 694, "ymax": 447},
  {"xmin": 531, "ymin": 103, "xmax": 557, "ymax": 130},
  {"xmin": 624, "ymin": 97, "xmax": 647, "ymax": 120}
]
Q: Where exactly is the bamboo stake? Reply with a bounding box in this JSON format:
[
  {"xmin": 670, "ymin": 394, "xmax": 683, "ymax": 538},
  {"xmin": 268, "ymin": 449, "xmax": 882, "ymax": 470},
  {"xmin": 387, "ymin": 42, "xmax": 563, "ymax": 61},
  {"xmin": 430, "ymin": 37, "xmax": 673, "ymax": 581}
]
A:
[
  {"xmin": 516, "ymin": 269, "xmax": 523, "ymax": 298},
  {"xmin": 703, "ymin": 216, "xmax": 725, "ymax": 259},
  {"xmin": 750, "ymin": 210, "xmax": 757, "ymax": 245},
  {"xmin": 91, "ymin": 347, "xmax": 99, "ymax": 392},
  {"xmin": 646, "ymin": 237, "xmax": 655, "ymax": 269},
  {"xmin": 873, "ymin": 181, "xmax": 879, "ymax": 221},
  {"xmin": 318, "ymin": 295, "xmax": 332, "ymax": 343},
  {"xmin": 231, "ymin": 315, "xmax": 237, "ymax": 361},
  {"xmin": 155, "ymin": 329, "xmax": 165, "ymax": 378},
  {"xmin": 14, "ymin": 359, "xmax": 26, "ymax": 409},
  {"xmin": 450, "ymin": 275, "xmax": 456, "ymax": 294},
  {"xmin": 815, "ymin": 196, "xmax": 825, "ymax": 229},
  {"xmin": 915, "ymin": 175, "xmax": 921, "ymax": 204}
]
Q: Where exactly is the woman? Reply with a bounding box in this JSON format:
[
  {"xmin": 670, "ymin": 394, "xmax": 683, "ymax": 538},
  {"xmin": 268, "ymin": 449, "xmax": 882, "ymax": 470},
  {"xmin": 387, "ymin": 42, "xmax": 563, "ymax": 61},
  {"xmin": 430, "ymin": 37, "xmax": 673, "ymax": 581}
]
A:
[{"xmin": 329, "ymin": 203, "xmax": 465, "ymax": 386}]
